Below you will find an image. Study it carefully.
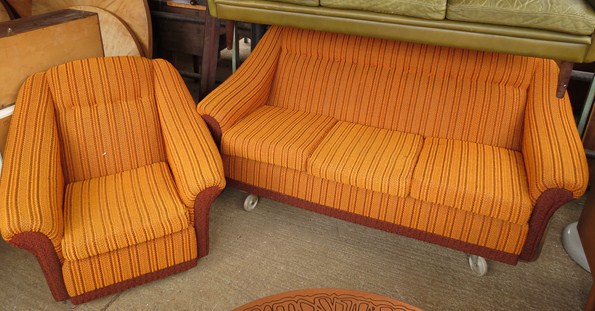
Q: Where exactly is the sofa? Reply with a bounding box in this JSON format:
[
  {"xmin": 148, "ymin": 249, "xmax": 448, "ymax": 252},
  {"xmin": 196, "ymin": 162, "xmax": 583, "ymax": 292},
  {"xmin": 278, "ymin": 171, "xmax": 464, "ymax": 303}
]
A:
[
  {"xmin": 198, "ymin": 26, "xmax": 589, "ymax": 273},
  {"xmin": 0, "ymin": 56, "xmax": 225, "ymax": 303},
  {"xmin": 205, "ymin": 0, "xmax": 595, "ymax": 98}
]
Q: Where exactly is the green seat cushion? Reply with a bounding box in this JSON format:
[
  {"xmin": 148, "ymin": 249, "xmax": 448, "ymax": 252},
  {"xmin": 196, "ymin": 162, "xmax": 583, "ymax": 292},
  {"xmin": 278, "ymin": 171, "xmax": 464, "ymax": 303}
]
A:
[
  {"xmin": 320, "ymin": 0, "xmax": 447, "ymax": 20},
  {"xmin": 447, "ymin": 0, "xmax": 595, "ymax": 36},
  {"xmin": 271, "ymin": 0, "xmax": 318, "ymax": 6}
]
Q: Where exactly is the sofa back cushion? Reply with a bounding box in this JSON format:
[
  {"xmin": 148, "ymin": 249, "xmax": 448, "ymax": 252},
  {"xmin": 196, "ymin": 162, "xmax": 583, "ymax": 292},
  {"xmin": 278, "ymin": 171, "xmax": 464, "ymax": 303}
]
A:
[
  {"xmin": 268, "ymin": 27, "xmax": 536, "ymax": 151},
  {"xmin": 47, "ymin": 57, "xmax": 166, "ymax": 183},
  {"xmin": 320, "ymin": 0, "xmax": 447, "ymax": 20}
]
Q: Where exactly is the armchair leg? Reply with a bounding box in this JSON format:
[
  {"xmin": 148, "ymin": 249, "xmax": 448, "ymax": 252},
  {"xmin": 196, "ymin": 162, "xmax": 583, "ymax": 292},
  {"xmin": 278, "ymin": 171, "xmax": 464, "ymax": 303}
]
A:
[
  {"xmin": 194, "ymin": 186, "xmax": 222, "ymax": 258},
  {"xmin": 557, "ymin": 61, "xmax": 574, "ymax": 99}
]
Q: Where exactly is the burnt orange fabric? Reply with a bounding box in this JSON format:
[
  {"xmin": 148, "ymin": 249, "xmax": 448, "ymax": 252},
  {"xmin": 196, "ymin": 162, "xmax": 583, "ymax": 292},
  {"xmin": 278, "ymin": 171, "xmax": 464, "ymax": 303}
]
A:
[
  {"xmin": 0, "ymin": 73, "xmax": 65, "ymax": 259},
  {"xmin": 47, "ymin": 57, "xmax": 166, "ymax": 183},
  {"xmin": 153, "ymin": 59, "xmax": 226, "ymax": 209},
  {"xmin": 62, "ymin": 162, "xmax": 189, "ymax": 261},
  {"xmin": 411, "ymin": 138, "xmax": 533, "ymax": 224},
  {"xmin": 197, "ymin": 27, "xmax": 284, "ymax": 132},
  {"xmin": 268, "ymin": 27, "xmax": 533, "ymax": 151},
  {"xmin": 62, "ymin": 227, "xmax": 196, "ymax": 297},
  {"xmin": 222, "ymin": 105, "xmax": 337, "ymax": 171},
  {"xmin": 522, "ymin": 60, "xmax": 589, "ymax": 202},
  {"xmin": 308, "ymin": 122, "xmax": 423, "ymax": 197},
  {"xmin": 224, "ymin": 155, "xmax": 528, "ymax": 255}
]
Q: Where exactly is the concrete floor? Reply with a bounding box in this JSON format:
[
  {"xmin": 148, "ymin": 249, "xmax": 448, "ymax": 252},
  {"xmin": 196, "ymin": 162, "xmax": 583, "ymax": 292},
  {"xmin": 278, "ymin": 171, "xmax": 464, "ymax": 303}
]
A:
[{"xmin": 0, "ymin": 187, "xmax": 592, "ymax": 310}]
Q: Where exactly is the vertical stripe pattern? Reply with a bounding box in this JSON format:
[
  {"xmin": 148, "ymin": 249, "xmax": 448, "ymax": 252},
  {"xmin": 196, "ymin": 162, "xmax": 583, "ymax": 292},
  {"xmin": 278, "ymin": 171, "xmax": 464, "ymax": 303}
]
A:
[
  {"xmin": 222, "ymin": 105, "xmax": 337, "ymax": 171},
  {"xmin": 268, "ymin": 27, "xmax": 532, "ymax": 151},
  {"xmin": 47, "ymin": 57, "xmax": 166, "ymax": 183},
  {"xmin": 62, "ymin": 162, "xmax": 189, "ymax": 261},
  {"xmin": 522, "ymin": 60, "xmax": 589, "ymax": 202},
  {"xmin": 307, "ymin": 122, "xmax": 423, "ymax": 197},
  {"xmin": 411, "ymin": 138, "xmax": 532, "ymax": 224}
]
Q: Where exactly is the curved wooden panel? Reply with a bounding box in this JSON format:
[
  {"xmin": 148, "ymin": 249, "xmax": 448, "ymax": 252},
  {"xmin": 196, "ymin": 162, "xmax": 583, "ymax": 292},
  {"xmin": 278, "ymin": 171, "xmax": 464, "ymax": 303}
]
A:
[
  {"xmin": 0, "ymin": 5, "xmax": 10, "ymax": 21},
  {"xmin": 71, "ymin": 6, "xmax": 142, "ymax": 56},
  {"xmin": 6, "ymin": 0, "xmax": 32, "ymax": 17},
  {"xmin": 32, "ymin": 0, "xmax": 151, "ymax": 57}
]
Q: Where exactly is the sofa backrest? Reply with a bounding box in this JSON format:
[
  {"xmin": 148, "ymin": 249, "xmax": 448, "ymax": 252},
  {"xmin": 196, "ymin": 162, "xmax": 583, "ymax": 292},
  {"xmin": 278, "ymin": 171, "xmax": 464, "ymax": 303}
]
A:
[
  {"xmin": 268, "ymin": 27, "xmax": 538, "ymax": 151},
  {"xmin": 47, "ymin": 57, "xmax": 166, "ymax": 183}
]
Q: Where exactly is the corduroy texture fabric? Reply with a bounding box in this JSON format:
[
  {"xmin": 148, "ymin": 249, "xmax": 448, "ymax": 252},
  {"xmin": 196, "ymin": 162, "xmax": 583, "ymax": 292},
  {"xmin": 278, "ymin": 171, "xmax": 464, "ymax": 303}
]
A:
[
  {"xmin": 62, "ymin": 227, "xmax": 197, "ymax": 297},
  {"xmin": 0, "ymin": 73, "xmax": 65, "ymax": 259},
  {"xmin": 197, "ymin": 26, "xmax": 283, "ymax": 133},
  {"xmin": 153, "ymin": 59, "xmax": 226, "ymax": 209},
  {"xmin": 222, "ymin": 105, "xmax": 337, "ymax": 171},
  {"xmin": 224, "ymin": 156, "xmax": 528, "ymax": 256},
  {"xmin": 268, "ymin": 27, "xmax": 533, "ymax": 151},
  {"xmin": 411, "ymin": 138, "xmax": 533, "ymax": 224},
  {"xmin": 62, "ymin": 162, "xmax": 189, "ymax": 261},
  {"xmin": 46, "ymin": 57, "xmax": 166, "ymax": 183},
  {"xmin": 522, "ymin": 60, "xmax": 589, "ymax": 202},
  {"xmin": 308, "ymin": 122, "xmax": 423, "ymax": 197}
]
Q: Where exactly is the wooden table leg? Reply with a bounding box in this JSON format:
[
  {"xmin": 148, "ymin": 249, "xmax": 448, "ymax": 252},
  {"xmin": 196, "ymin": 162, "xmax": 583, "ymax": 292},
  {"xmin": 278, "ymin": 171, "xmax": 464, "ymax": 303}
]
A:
[
  {"xmin": 200, "ymin": 8, "xmax": 220, "ymax": 99},
  {"xmin": 578, "ymin": 188, "xmax": 595, "ymax": 310}
]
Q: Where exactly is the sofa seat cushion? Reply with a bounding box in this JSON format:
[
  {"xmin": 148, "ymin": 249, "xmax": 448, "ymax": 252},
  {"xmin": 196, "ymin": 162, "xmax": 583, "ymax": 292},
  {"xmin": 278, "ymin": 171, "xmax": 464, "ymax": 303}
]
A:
[
  {"xmin": 411, "ymin": 138, "xmax": 533, "ymax": 224},
  {"xmin": 447, "ymin": 0, "xmax": 595, "ymax": 36},
  {"xmin": 222, "ymin": 105, "xmax": 337, "ymax": 171},
  {"xmin": 308, "ymin": 122, "xmax": 423, "ymax": 197},
  {"xmin": 320, "ymin": 0, "xmax": 447, "ymax": 20},
  {"xmin": 62, "ymin": 162, "xmax": 190, "ymax": 261}
]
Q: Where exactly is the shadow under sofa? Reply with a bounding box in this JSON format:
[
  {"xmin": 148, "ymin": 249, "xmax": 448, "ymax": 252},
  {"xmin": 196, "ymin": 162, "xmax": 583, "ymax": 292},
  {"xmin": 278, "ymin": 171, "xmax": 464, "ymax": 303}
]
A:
[{"xmin": 198, "ymin": 26, "xmax": 589, "ymax": 270}]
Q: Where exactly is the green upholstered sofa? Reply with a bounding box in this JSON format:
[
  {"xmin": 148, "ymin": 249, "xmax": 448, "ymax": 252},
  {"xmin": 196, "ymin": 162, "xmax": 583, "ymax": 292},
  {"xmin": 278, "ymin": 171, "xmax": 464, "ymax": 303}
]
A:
[{"xmin": 206, "ymin": 0, "xmax": 595, "ymax": 97}]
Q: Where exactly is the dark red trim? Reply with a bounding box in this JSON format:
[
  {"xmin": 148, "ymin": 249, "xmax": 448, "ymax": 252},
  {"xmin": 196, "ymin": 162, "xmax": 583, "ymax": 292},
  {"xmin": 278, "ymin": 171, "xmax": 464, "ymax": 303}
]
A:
[
  {"xmin": 519, "ymin": 188, "xmax": 573, "ymax": 261},
  {"xmin": 194, "ymin": 186, "xmax": 222, "ymax": 258},
  {"xmin": 70, "ymin": 259, "xmax": 197, "ymax": 304},
  {"xmin": 10, "ymin": 232, "xmax": 69, "ymax": 301},
  {"xmin": 201, "ymin": 115, "xmax": 222, "ymax": 147},
  {"xmin": 228, "ymin": 180, "xmax": 519, "ymax": 265}
]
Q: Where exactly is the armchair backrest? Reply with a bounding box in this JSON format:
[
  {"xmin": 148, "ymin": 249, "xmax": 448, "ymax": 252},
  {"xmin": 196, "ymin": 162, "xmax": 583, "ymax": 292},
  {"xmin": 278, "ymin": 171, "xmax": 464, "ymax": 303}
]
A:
[
  {"xmin": 267, "ymin": 27, "xmax": 539, "ymax": 151},
  {"xmin": 46, "ymin": 57, "xmax": 166, "ymax": 183}
]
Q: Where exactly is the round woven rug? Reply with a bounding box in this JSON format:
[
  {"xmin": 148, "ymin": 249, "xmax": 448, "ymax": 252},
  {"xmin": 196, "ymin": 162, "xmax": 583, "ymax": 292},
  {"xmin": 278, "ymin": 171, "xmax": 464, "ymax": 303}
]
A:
[{"xmin": 233, "ymin": 288, "xmax": 420, "ymax": 311}]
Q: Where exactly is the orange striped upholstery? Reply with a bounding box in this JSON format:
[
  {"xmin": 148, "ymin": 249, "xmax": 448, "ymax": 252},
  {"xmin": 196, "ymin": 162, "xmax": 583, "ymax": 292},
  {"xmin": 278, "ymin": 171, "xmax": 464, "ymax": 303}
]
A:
[
  {"xmin": 0, "ymin": 73, "xmax": 65, "ymax": 259},
  {"xmin": 268, "ymin": 27, "xmax": 533, "ymax": 151},
  {"xmin": 47, "ymin": 57, "xmax": 166, "ymax": 183},
  {"xmin": 308, "ymin": 122, "xmax": 423, "ymax": 197},
  {"xmin": 63, "ymin": 162, "xmax": 189, "ymax": 261},
  {"xmin": 197, "ymin": 27, "xmax": 284, "ymax": 133},
  {"xmin": 224, "ymin": 155, "xmax": 528, "ymax": 255},
  {"xmin": 63, "ymin": 227, "xmax": 197, "ymax": 297},
  {"xmin": 522, "ymin": 60, "xmax": 589, "ymax": 202},
  {"xmin": 153, "ymin": 59, "xmax": 226, "ymax": 209},
  {"xmin": 222, "ymin": 105, "xmax": 337, "ymax": 171},
  {"xmin": 411, "ymin": 138, "xmax": 533, "ymax": 224}
]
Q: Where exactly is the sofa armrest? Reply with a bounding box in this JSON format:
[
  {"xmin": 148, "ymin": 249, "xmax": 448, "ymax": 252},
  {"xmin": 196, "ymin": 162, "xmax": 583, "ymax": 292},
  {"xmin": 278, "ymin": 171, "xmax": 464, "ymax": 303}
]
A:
[
  {"xmin": 197, "ymin": 26, "xmax": 283, "ymax": 142},
  {"xmin": 153, "ymin": 59, "xmax": 226, "ymax": 208},
  {"xmin": 0, "ymin": 73, "xmax": 65, "ymax": 257},
  {"xmin": 522, "ymin": 60, "xmax": 589, "ymax": 203}
]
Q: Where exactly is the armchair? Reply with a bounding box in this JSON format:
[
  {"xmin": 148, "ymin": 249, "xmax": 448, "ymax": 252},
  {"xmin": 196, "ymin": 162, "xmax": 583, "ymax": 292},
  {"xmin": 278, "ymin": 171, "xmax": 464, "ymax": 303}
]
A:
[{"xmin": 0, "ymin": 56, "xmax": 225, "ymax": 304}]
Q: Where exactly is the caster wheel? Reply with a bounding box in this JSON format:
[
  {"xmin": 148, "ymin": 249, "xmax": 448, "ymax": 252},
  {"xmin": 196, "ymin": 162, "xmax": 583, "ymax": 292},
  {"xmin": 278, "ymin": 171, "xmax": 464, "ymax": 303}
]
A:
[
  {"xmin": 469, "ymin": 255, "xmax": 488, "ymax": 276},
  {"xmin": 243, "ymin": 194, "xmax": 259, "ymax": 211}
]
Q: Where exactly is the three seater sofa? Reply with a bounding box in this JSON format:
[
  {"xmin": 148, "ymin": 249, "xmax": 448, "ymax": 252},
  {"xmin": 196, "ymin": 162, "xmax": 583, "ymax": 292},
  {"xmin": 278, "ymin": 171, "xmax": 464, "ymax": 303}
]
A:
[{"xmin": 198, "ymin": 26, "xmax": 589, "ymax": 273}]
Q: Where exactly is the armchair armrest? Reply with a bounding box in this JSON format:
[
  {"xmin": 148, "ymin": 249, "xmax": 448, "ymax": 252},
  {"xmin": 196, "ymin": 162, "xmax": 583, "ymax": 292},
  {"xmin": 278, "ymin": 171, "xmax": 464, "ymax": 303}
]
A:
[
  {"xmin": 153, "ymin": 59, "xmax": 226, "ymax": 208},
  {"xmin": 0, "ymin": 72, "xmax": 65, "ymax": 253},
  {"xmin": 522, "ymin": 60, "xmax": 588, "ymax": 203},
  {"xmin": 197, "ymin": 26, "xmax": 283, "ymax": 142}
]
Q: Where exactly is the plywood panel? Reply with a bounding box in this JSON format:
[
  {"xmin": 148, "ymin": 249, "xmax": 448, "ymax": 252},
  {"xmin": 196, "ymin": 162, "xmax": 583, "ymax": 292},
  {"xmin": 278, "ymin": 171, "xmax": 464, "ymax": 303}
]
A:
[
  {"xmin": 0, "ymin": 4, "xmax": 10, "ymax": 21},
  {"xmin": 32, "ymin": 0, "xmax": 151, "ymax": 57},
  {"xmin": 0, "ymin": 10, "xmax": 104, "ymax": 108},
  {"xmin": 72, "ymin": 6, "xmax": 142, "ymax": 56}
]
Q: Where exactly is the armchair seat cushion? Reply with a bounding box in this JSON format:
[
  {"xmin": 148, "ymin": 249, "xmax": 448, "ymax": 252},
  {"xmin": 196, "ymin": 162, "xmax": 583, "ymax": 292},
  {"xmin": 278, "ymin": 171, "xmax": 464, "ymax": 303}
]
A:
[
  {"xmin": 221, "ymin": 105, "xmax": 336, "ymax": 171},
  {"xmin": 410, "ymin": 137, "xmax": 533, "ymax": 224},
  {"xmin": 62, "ymin": 162, "xmax": 189, "ymax": 261},
  {"xmin": 320, "ymin": 0, "xmax": 447, "ymax": 20},
  {"xmin": 307, "ymin": 122, "xmax": 423, "ymax": 197},
  {"xmin": 447, "ymin": 0, "xmax": 595, "ymax": 36}
]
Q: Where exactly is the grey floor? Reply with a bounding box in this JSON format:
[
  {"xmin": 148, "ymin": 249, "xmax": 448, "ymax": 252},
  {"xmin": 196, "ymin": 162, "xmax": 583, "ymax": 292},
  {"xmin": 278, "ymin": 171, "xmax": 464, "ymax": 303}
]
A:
[{"xmin": 0, "ymin": 187, "xmax": 592, "ymax": 310}]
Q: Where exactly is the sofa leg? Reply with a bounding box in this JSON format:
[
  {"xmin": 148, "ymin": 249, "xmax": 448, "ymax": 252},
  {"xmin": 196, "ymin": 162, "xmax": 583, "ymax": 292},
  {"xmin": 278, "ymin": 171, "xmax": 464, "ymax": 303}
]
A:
[
  {"xmin": 557, "ymin": 61, "xmax": 573, "ymax": 98},
  {"xmin": 244, "ymin": 194, "xmax": 259, "ymax": 211},
  {"xmin": 468, "ymin": 255, "xmax": 488, "ymax": 276}
]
